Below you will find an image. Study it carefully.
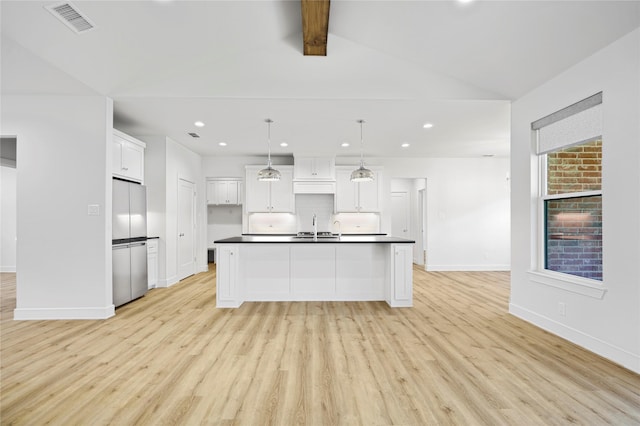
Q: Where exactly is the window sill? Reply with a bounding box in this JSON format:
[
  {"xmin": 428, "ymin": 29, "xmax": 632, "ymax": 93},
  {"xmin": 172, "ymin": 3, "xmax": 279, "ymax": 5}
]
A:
[{"xmin": 527, "ymin": 270, "xmax": 607, "ymax": 299}]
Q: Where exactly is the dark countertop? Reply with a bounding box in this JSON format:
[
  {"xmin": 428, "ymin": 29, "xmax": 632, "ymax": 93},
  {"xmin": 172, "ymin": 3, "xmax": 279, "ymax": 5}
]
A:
[{"xmin": 214, "ymin": 235, "xmax": 415, "ymax": 244}]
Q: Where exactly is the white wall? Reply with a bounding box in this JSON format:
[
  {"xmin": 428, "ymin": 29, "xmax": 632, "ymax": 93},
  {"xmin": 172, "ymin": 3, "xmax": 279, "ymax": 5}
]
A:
[
  {"xmin": 384, "ymin": 157, "xmax": 511, "ymax": 271},
  {"xmin": 1, "ymin": 165, "xmax": 17, "ymax": 272},
  {"xmin": 510, "ymin": 29, "xmax": 640, "ymax": 373},
  {"xmin": 3, "ymin": 95, "xmax": 114, "ymax": 319},
  {"xmin": 203, "ymin": 155, "xmax": 511, "ymax": 271},
  {"xmin": 141, "ymin": 136, "xmax": 205, "ymax": 285},
  {"xmin": 166, "ymin": 139, "xmax": 205, "ymax": 277}
]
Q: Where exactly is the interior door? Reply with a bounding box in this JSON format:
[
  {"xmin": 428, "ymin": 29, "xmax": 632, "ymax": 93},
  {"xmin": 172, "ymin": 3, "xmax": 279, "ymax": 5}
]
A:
[
  {"xmin": 178, "ymin": 178, "xmax": 196, "ymax": 280},
  {"xmin": 391, "ymin": 192, "xmax": 410, "ymax": 238}
]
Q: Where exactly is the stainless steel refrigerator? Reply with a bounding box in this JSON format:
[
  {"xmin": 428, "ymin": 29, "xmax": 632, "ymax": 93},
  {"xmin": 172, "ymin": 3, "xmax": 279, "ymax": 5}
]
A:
[{"xmin": 112, "ymin": 178, "xmax": 148, "ymax": 307}]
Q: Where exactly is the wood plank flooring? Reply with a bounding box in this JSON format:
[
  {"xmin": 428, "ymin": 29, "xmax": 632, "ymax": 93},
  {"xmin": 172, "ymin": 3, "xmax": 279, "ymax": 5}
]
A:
[{"xmin": 1, "ymin": 267, "xmax": 639, "ymax": 425}]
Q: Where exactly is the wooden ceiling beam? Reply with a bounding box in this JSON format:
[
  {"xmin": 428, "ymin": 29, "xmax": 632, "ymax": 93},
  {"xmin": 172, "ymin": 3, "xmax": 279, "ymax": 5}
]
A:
[{"xmin": 301, "ymin": 0, "xmax": 330, "ymax": 56}]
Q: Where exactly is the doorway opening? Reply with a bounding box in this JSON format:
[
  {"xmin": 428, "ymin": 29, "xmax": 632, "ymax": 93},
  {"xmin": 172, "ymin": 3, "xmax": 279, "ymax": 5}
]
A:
[{"xmin": 390, "ymin": 178, "xmax": 427, "ymax": 269}]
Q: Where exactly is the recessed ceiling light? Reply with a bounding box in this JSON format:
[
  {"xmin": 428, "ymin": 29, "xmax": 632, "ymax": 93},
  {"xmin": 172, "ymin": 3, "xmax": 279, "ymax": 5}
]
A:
[
  {"xmin": 401, "ymin": 143, "xmax": 410, "ymax": 148},
  {"xmin": 218, "ymin": 142, "xmax": 227, "ymax": 147},
  {"xmin": 458, "ymin": 0, "xmax": 475, "ymax": 3},
  {"xmin": 423, "ymin": 123, "xmax": 433, "ymax": 129},
  {"xmin": 341, "ymin": 142, "xmax": 350, "ymax": 147},
  {"xmin": 194, "ymin": 121, "xmax": 205, "ymax": 127},
  {"xmin": 280, "ymin": 142, "xmax": 288, "ymax": 147}
]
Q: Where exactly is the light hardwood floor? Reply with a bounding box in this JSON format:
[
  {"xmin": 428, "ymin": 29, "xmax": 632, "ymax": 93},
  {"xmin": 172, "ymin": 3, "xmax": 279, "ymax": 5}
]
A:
[{"xmin": 1, "ymin": 267, "xmax": 639, "ymax": 425}]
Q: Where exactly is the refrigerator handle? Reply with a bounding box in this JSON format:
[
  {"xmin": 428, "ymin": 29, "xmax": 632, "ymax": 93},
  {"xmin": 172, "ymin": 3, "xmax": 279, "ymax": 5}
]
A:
[{"xmin": 129, "ymin": 242, "xmax": 146, "ymax": 248}]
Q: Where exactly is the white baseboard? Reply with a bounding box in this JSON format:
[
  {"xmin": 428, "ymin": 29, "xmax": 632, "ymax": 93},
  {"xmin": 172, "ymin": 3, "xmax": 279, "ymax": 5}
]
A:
[
  {"xmin": 427, "ymin": 264, "xmax": 511, "ymax": 271},
  {"xmin": 0, "ymin": 266, "xmax": 16, "ymax": 273},
  {"xmin": 157, "ymin": 275, "xmax": 179, "ymax": 288},
  {"xmin": 510, "ymin": 303, "xmax": 640, "ymax": 374},
  {"xmin": 14, "ymin": 305, "xmax": 115, "ymax": 320}
]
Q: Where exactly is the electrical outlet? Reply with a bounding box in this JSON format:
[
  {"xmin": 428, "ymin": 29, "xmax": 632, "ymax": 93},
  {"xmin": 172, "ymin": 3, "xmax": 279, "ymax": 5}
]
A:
[
  {"xmin": 87, "ymin": 204, "xmax": 100, "ymax": 216},
  {"xmin": 558, "ymin": 302, "xmax": 566, "ymax": 317}
]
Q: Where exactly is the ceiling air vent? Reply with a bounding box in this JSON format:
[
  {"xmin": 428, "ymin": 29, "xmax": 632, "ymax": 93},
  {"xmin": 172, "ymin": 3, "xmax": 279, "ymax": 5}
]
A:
[
  {"xmin": 45, "ymin": 2, "xmax": 96, "ymax": 34},
  {"xmin": 188, "ymin": 133, "xmax": 201, "ymax": 138}
]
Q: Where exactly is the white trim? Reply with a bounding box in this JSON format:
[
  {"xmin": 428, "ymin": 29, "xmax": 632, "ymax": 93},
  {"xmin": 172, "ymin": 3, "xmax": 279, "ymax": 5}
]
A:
[
  {"xmin": 0, "ymin": 266, "xmax": 16, "ymax": 273},
  {"xmin": 428, "ymin": 264, "xmax": 511, "ymax": 272},
  {"xmin": 509, "ymin": 303, "xmax": 639, "ymax": 374},
  {"xmin": 14, "ymin": 305, "xmax": 115, "ymax": 320},
  {"xmin": 528, "ymin": 270, "xmax": 607, "ymax": 299},
  {"xmin": 157, "ymin": 275, "xmax": 179, "ymax": 288}
]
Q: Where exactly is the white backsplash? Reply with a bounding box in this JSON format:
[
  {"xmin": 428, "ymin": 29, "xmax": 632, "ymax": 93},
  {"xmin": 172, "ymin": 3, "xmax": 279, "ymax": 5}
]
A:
[
  {"xmin": 247, "ymin": 213, "xmax": 297, "ymax": 234},
  {"xmin": 332, "ymin": 212, "xmax": 380, "ymax": 234},
  {"xmin": 295, "ymin": 194, "xmax": 334, "ymax": 233},
  {"xmin": 247, "ymin": 195, "xmax": 381, "ymax": 235}
]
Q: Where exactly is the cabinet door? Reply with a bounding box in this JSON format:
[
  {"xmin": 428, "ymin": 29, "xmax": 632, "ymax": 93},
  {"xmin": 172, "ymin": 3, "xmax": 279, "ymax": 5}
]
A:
[
  {"xmin": 335, "ymin": 168, "xmax": 359, "ymax": 212},
  {"xmin": 113, "ymin": 132, "xmax": 144, "ymax": 183},
  {"xmin": 269, "ymin": 168, "xmax": 294, "ymax": 212},
  {"xmin": 390, "ymin": 244, "xmax": 413, "ymax": 307},
  {"xmin": 121, "ymin": 143, "xmax": 144, "ymax": 182},
  {"xmin": 357, "ymin": 171, "xmax": 380, "ymax": 212},
  {"xmin": 313, "ymin": 158, "xmax": 335, "ymax": 180},
  {"xmin": 245, "ymin": 168, "xmax": 271, "ymax": 212},
  {"xmin": 112, "ymin": 139, "xmax": 123, "ymax": 176},
  {"xmin": 294, "ymin": 158, "xmax": 315, "ymax": 180},
  {"xmin": 147, "ymin": 240, "xmax": 158, "ymax": 289},
  {"xmin": 206, "ymin": 181, "xmax": 217, "ymax": 204},
  {"xmin": 216, "ymin": 244, "xmax": 240, "ymax": 307},
  {"xmin": 226, "ymin": 181, "xmax": 239, "ymax": 204},
  {"xmin": 294, "ymin": 157, "xmax": 335, "ymax": 180}
]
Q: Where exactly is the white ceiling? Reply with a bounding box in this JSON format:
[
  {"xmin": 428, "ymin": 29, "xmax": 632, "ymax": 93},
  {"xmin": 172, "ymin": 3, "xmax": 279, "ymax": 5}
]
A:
[{"xmin": 2, "ymin": 1, "xmax": 639, "ymax": 159}]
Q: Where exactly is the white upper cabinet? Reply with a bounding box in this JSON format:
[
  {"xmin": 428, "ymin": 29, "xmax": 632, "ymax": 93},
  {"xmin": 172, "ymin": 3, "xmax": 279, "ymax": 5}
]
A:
[
  {"xmin": 207, "ymin": 179, "xmax": 241, "ymax": 205},
  {"xmin": 294, "ymin": 157, "xmax": 335, "ymax": 181},
  {"xmin": 245, "ymin": 166, "xmax": 294, "ymax": 213},
  {"xmin": 112, "ymin": 129, "xmax": 145, "ymax": 183},
  {"xmin": 335, "ymin": 166, "xmax": 382, "ymax": 212}
]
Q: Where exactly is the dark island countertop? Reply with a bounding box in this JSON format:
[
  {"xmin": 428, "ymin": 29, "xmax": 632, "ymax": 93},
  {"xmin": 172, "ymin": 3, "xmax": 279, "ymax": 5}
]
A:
[{"xmin": 214, "ymin": 235, "xmax": 415, "ymax": 244}]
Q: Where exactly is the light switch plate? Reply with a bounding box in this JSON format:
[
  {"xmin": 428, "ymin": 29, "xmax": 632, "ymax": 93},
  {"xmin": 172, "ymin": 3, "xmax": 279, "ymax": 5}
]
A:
[{"xmin": 87, "ymin": 204, "xmax": 100, "ymax": 216}]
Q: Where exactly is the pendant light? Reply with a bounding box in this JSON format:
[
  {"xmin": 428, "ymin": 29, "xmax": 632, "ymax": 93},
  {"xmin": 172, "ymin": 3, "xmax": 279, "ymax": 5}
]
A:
[
  {"xmin": 350, "ymin": 119, "xmax": 375, "ymax": 182},
  {"xmin": 257, "ymin": 118, "xmax": 281, "ymax": 181}
]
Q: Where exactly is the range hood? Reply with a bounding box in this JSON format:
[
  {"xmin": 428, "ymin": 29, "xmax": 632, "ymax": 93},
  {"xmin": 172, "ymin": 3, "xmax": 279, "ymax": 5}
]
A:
[{"xmin": 293, "ymin": 181, "xmax": 336, "ymax": 194}]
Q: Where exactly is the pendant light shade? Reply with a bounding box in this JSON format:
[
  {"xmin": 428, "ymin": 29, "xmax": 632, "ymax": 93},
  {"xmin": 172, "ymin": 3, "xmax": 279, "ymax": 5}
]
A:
[
  {"xmin": 351, "ymin": 119, "xmax": 374, "ymax": 182},
  {"xmin": 258, "ymin": 118, "xmax": 281, "ymax": 181}
]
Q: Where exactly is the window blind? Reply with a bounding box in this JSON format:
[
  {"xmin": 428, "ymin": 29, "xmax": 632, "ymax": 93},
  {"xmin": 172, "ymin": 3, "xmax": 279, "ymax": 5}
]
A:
[{"xmin": 532, "ymin": 92, "xmax": 603, "ymax": 155}]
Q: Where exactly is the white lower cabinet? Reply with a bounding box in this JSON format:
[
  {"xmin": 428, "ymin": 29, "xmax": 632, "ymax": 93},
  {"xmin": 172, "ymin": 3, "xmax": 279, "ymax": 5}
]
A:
[
  {"xmin": 147, "ymin": 239, "xmax": 158, "ymax": 289},
  {"xmin": 388, "ymin": 244, "xmax": 413, "ymax": 307},
  {"xmin": 216, "ymin": 244, "xmax": 240, "ymax": 307},
  {"xmin": 291, "ymin": 245, "xmax": 336, "ymax": 299}
]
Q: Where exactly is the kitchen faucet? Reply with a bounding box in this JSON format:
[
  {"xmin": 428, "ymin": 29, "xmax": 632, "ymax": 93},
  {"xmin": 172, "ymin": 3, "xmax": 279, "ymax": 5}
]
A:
[
  {"xmin": 333, "ymin": 220, "xmax": 342, "ymax": 239},
  {"xmin": 313, "ymin": 213, "xmax": 317, "ymax": 241}
]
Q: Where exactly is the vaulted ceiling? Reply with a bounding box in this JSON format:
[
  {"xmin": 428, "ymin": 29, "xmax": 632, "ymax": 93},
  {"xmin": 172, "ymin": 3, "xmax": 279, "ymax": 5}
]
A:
[{"xmin": 2, "ymin": 1, "xmax": 639, "ymax": 159}]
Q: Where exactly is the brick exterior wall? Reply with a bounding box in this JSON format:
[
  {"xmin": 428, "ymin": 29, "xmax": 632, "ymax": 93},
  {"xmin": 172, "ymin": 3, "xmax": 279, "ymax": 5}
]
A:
[
  {"xmin": 547, "ymin": 139, "xmax": 602, "ymax": 194},
  {"xmin": 545, "ymin": 140, "xmax": 602, "ymax": 281}
]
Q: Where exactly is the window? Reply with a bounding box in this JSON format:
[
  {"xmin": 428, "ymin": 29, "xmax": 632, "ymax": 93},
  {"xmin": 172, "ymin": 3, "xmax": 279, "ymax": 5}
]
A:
[
  {"xmin": 533, "ymin": 93, "xmax": 603, "ymax": 282},
  {"xmin": 544, "ymin": 140, "xmax": 602, "ymax": 280}
]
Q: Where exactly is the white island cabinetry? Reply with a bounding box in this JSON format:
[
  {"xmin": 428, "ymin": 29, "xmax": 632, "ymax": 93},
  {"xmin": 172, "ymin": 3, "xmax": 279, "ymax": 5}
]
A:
[{"xmin": 214, "ymin": 236, "xmax": 414, "ymax": 308}]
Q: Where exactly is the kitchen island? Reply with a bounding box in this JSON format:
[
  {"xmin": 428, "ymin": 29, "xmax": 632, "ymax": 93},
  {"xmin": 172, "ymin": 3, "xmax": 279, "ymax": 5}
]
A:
[{"xmin": 214, "ymin": 235, "xmax": 415, "ymax": 308}]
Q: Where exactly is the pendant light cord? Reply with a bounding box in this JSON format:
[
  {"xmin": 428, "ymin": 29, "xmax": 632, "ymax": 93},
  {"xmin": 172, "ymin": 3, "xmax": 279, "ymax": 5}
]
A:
[
  {"xmin": 266, "ymin": 118, "xmax": 273, "ymax": 167},
  {"xmin": 358, "ymin": 119, "xmax": 365, "ymax": 167}
]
